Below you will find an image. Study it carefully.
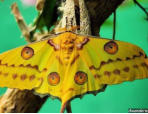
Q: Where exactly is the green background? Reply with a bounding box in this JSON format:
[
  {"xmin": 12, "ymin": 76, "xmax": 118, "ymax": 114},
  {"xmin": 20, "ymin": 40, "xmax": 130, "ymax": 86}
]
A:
[{"xmin": 0, "ymin": 0, "xmax": 148, "ymax": 113}]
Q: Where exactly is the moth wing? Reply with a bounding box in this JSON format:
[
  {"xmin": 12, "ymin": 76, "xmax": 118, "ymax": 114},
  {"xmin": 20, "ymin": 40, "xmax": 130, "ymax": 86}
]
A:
[
  {"xmin": 0, "ymin": 38, "xmax": 54, "ymax": 90},
  {"xmin": 78, "ymin": 35, "xmax": 148, "ymax": 85}
]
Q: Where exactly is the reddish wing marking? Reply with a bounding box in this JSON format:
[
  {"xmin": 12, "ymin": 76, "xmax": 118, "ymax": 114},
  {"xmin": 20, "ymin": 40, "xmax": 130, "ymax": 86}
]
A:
[
  {"xmin": 48, "ymin": 39, "xmax": 60, "ymax": 51},
  {"xmin": 76, "ymin": 38, "xmax": 89, "ymax": 50}
]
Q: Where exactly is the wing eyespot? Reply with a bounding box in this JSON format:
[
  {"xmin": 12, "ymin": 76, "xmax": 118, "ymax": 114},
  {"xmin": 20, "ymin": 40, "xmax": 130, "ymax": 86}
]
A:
[
  {"xmin": 48, "ymin": 72, "xmax": 60, "ymax": 86},
  {"xmin": 74, "ymin": 71, "xmax": 88, "ymax": 85},
  {"xmin": 104, "ymin": 41, "xmax": 118, "ymax": 54},
  {"xmin": 21, "ymin": 47, "xmax": 34, "ymax": 60}
]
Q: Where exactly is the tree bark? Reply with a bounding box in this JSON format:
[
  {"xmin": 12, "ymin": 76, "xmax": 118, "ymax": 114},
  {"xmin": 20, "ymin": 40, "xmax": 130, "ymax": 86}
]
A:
[
  {"xmin": 85, "ymin": 0, "xmax": 125, "ymax": 35},
  {"xmin": 0, "ymin": 0, "xmax": 125, "ymax": 113},
  {"xmin": 0, "ymin": 89, "xmax": 47, "ymax": 113}
]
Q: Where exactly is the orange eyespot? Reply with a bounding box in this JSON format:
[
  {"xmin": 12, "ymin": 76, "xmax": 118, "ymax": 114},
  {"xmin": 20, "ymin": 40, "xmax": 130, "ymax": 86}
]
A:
[
  {"xmin": 104, "ymin": 41, "xmax": 118, "ymax": 54},
  {"xmin": 21, "ymin": 47, "xmax": 34, "ymax": 60},
  {"xmin": 74, "ymin": 71, "xmax": 88, "ymax": 85},
  {"xmin": 48, "ymin": 72, "xmax": 60, "ymax": 86}
]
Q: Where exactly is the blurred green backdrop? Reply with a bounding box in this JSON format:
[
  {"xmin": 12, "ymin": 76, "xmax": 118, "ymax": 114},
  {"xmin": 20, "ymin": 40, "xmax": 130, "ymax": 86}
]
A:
[{"xmin": 0, "ymin": 0, "xmax": 148, "ymax": 113}]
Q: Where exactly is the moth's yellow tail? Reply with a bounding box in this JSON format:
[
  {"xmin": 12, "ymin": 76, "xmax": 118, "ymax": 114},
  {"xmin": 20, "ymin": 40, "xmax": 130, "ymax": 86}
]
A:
[{"xmin": 60, "ymin": 101, "xmax": 72, "ymax": 113}]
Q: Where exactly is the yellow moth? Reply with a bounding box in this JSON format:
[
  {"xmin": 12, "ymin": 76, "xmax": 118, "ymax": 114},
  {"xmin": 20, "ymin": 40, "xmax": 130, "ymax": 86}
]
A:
[{"xmin": 0, "ymin": 32, "xmax": 148, "ymax": 112}]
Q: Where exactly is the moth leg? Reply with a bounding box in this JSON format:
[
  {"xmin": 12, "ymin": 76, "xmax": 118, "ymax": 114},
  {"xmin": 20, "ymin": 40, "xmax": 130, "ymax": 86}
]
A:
[
  {"xmin": 133, "ymin": 0, "xmax": 148, "ymax": 20},
  {"xmin": 60, "ymin": 101, "xmax": 72, "ymax": 113}
]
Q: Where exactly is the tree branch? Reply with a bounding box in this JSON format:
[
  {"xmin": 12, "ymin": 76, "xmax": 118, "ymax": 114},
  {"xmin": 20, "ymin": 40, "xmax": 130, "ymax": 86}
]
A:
[
  {"xmin": 0, "ymin": 89, "xmax": 47, "ymax": 113},
  {"xmin": 85, "ymin": 0, "xmax": 125, "ymax": 35},
  {"xmin": 11, "ymin": 3, "xmax": 31, "ymax": 42}
]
